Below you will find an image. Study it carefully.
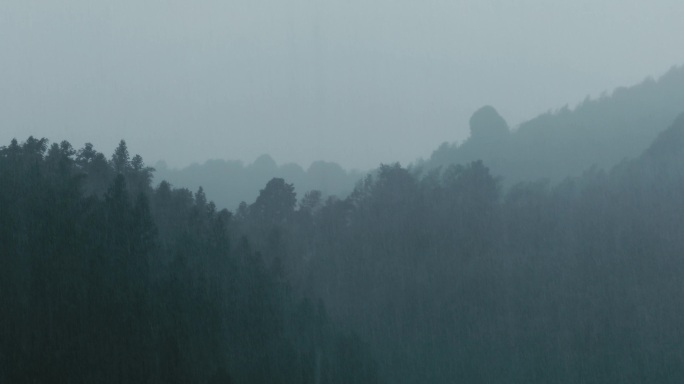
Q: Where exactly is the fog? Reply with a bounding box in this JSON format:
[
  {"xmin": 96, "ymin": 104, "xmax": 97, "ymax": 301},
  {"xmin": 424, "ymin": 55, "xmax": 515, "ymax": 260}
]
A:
[
  {"xmin": 5, "ymin": 3, "xmax": 684, "ymax": 383},
  {"xmin": 2, "ymin": 0, "xmax": 683, "ymax": 169}
]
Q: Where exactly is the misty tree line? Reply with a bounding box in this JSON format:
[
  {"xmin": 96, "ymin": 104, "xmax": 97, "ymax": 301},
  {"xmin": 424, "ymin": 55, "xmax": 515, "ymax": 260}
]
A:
[
  {"xmin": 231, "ymin": 115, "xmax": 684, "ymax": 383},
  {"xmin": 0, "ymin": 138, "xmax": 378, "ymax": 384},
  {"xmin": 154, "ymin": 154, "xmax": 361, "ymax": 212},
  {"xmin": 426, "ymin": 66, "xmax": 684, "ymax": 187},
  {"xmin": 2, "ymin": 113, "xmax": 684, "ymax": 384}
]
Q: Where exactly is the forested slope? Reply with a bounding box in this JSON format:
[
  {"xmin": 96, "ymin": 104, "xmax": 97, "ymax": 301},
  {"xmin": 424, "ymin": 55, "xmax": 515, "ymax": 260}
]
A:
[
  {"xmin": 0, "ymin": 139, "xmax": 378, "ymax": 384},
  {"xmin": 3, "ymin": 113, "xmax": 684, "ymax": 383},
  {"xmin": 424, "ymin": 65, "xmax": 684, "ymax": 185},
  {"xmin": 256, "ymin": 113, "xmax": 684, "ymax": 383},
  {"xmin": 156, "ymin": 67, "xmax": 684, "ymax": 212}
]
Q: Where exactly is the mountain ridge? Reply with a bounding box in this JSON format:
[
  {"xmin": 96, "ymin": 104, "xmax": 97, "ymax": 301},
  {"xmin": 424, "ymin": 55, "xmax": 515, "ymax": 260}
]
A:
[{"xmin": 421, "ymin": 65, "xmax": 684, "ymax": 185}]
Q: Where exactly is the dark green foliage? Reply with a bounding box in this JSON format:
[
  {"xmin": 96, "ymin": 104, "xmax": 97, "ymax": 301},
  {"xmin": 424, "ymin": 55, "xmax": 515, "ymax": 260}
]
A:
[
  {"xmin": 112, "ymin": 139, "xmax": 131, "ymax": 174},
  {"xmin": 0, "ymin": 138, "xmax": 378, "ymax": 384},
  {"xmin": 4, "ymin": 112, "xmax": 684, "ymax": 383},
  {"xmin": 236, "ymin": 114, "xmax": 684, "ymax": 384},
  {"xmin": 251, "ymin": 178, "xmax": 297, "ymax": 225}
]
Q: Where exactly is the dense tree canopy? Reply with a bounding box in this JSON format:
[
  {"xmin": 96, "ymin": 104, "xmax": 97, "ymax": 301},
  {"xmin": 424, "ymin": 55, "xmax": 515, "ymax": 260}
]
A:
[
  {"xmin": 0, "ymin": 138, "xmax": 378, "ymax": 384},
  {"xmin": 2, "ymin": 112, "xmax": 684, "ymax": 383}
]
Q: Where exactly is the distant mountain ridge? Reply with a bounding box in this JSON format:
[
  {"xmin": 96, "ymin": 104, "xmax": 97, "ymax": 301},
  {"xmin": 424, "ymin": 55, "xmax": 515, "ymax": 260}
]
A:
[
  {"xmin": 154, "ymin": 155, "xmax": 363, "ymax": 210},
  {"xmin": 155, "ymin": 66, "xmax": 684, "ymax": 208},
  {"xmin": 421, "ymin": 65, "xmax": 684, "ymax": 185}
]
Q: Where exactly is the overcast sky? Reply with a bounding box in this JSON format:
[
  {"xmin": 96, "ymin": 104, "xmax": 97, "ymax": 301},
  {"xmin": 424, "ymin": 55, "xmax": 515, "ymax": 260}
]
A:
[{"xmin": 2, "ymin": 0, "xmax": 683, "ymax": 170}]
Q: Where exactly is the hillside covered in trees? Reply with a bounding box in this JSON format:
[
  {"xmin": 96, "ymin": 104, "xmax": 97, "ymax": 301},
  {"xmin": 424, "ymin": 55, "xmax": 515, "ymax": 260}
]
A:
[
  {"xmin": 302, "ymin": 113, "xmax": 684, "ymax": 383},
  {"xmin": 4, "ymin": 60, "xmax": 684, "ymax": 383},
  {"xmin": 156, "ymin": 66, "xmax": 684, "ymax": 213},
  {"xmin": 0, "ymin": 139, "xmax": 378, "ymax": 384},
  {"xmin": 4, "ymin": 1, "xmax": 684, "ymax": 383},
  {"xmin": 423, "ymin": 65, "xmax": 684, "ymax": 185},
  {"xmin": 4, "ymin": 111, "xmax": 684, "ymax": 383}
]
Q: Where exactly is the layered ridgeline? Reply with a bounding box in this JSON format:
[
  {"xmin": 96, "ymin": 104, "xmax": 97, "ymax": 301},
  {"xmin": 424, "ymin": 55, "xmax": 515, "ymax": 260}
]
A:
[
  {"xmin": 293, "ymin": 113, "xmax": 684, "ymax": 384},
  {"xmin": 4, "ymin": 66, "xmax": 684, "ymax": 383},
  {"xmin": 155, "ymin": 155, "xmax": 363, "ymax": 211},
  {"xmin": 422, "ymin": 65, "xmax": 684, "ymax": 184},
  {"xmin": 0, "ymin": 139, "xmax": 379, "ymax": 384},
  {"xmin": 157, "ymin": 66, "xmax": 684, "ymax": 212},
  {"xmin": 3, "ymin": 113, "xmax": 684, "ymax": 383}
]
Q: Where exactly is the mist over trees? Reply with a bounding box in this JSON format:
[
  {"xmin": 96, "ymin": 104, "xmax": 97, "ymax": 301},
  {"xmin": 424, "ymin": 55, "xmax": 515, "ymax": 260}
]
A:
[
  {"xmin": 243, "ymin": 113, "xmax": 684, "ymax": 383},
  {"xmin": 154, "ymin": 155, "xmax": 362, "ymax": 211},
  {"xmin": 0, "ymin": 139, "xmax": 378, "ymax": 384},
  {"xmin": 154, "ymin": 66, "xmax": 684, "ymax": 213},
  {"xmin": 424, "ymin": 65, "xmax": 684, "ymax": 185},
  {"xmin": 3, "ymin": 73, "xmax": 684, "ymax": 383}
]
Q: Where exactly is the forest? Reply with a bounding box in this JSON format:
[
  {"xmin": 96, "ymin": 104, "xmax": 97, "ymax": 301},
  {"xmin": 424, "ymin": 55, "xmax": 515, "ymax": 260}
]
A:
[
  {"xmin": 3, "ymin": 70, "xmax": 684, "ymax": 383},
  {"xmin": 0, "ymin": 139, "xmax": 377, "ymax": 383},
  {"xmin": 154, "ymin": 66, "xmax": 684, "ymax": 212},
  {"xmin": 425, "ymin": 65, "xmax": 684, "ymax": 185}
]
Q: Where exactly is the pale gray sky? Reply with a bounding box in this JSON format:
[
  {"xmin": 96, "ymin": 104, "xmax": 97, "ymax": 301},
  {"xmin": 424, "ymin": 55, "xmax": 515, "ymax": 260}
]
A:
[{"xmin": 2, "ymin": 0, "xmax": 683, "ymax": 170}]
